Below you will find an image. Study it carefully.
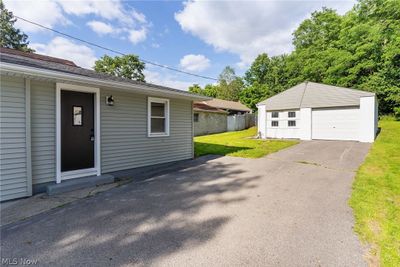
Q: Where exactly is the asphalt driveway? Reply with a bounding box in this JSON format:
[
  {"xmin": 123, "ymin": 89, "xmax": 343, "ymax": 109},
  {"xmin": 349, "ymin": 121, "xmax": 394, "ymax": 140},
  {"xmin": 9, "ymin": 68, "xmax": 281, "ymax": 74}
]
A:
[{"xmin": 1, "ymin": 140, "xmax": 371, "ymax": 266}]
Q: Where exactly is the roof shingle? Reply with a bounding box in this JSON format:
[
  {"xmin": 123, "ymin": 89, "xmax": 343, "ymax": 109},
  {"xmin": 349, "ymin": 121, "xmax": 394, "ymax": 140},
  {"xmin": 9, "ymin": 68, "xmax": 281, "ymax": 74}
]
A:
[
  {"xmin": 258, "ymin": 81, "xmax": 374, "ymax": 110},
  {"xmin": 199, "ymin": 99, "xmax": 251, "ymax": 112},
  {"xmin": 0, "ymin": 47, "xmax": 208, "ymax": 100},
  {"xmin": 193, "ymin": 102, "xmax": 228, "ymax": 114}
]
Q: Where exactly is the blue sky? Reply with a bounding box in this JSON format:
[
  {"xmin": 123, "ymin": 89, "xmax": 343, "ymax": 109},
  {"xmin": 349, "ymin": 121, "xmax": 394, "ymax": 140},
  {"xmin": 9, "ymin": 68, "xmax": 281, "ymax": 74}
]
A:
[{"xmin": 5, "ymin": 0, "xmax": 356, "ymax": 90}]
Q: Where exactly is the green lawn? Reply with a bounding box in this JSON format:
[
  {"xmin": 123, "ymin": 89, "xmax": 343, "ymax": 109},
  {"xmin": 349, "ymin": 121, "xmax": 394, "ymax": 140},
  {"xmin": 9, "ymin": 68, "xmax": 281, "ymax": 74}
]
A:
[
  {"xmin": 350, "ymin": 117, "xmax": 400, "ymax": 266},
  {"xmin": 194, "ymin": 127, "xmax": 298, "ymax": 158}
]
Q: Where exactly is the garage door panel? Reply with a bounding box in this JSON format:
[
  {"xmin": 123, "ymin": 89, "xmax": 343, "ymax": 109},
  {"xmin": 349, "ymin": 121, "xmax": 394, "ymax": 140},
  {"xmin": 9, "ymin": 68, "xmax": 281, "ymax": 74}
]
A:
[{"xmin": 312, "ymin": 108, "xmax": 359, "ymax": 141}]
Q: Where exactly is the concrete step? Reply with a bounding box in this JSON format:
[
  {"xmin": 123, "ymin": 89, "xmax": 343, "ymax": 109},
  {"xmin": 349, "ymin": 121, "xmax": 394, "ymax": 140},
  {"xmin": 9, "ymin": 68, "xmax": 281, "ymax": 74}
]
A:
[{"xmin": 46, "ymin": 174, "xmax": 115, "ymax": 196}]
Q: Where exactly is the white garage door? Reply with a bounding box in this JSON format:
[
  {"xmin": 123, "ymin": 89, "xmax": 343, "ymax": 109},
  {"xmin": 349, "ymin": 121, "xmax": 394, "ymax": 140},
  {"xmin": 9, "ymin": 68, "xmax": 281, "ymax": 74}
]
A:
[{"xmin": 312, "ymin": 107, "xmax": 360, "ymax": 141}]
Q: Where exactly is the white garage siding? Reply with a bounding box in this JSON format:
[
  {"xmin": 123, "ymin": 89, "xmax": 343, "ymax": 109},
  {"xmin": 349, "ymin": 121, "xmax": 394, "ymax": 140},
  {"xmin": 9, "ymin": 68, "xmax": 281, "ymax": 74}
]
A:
[
  {"xmin": 311, "ymin": 107, "xmax": 360, "ymax": 141},
  {"xmin": 257, "ymin": 82, "xmax": 377, "ymax": 142},
  {"xmin": 266, "ymin": 110, "xmax": 301, "ymax": 139}
]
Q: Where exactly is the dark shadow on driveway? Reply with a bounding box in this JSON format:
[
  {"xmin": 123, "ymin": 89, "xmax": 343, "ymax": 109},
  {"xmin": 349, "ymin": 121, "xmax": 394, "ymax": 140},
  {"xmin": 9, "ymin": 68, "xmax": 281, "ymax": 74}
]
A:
[{"xmin": 1, "ymin": 157, "xmax": 261, "ymax": 266}]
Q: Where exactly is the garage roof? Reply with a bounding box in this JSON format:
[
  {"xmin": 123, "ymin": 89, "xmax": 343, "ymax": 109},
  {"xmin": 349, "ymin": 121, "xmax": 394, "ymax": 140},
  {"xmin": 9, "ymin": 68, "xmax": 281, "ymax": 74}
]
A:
[{"xmin": 257, "ymin": 81, "xmax": 375, "ymax": 110}]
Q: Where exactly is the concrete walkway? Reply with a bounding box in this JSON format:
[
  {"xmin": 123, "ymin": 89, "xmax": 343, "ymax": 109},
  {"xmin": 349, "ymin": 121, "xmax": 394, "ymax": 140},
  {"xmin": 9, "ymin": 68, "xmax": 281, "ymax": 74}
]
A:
[{"xmin": 0, "ymin": 141, "xmax": 370, "ymax": 266}]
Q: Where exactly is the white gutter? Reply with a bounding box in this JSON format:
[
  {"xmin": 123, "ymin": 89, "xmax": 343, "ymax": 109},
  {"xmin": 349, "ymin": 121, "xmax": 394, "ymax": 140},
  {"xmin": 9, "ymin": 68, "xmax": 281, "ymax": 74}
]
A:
[{"xmin": 0, "ymin": 62, "xmax": 211, "ymax": 101}]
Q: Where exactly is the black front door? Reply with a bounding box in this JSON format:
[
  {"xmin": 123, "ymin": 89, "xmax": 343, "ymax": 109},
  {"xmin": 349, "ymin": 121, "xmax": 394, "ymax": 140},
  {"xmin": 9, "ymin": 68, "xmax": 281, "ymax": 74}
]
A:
[{"xmin": 61, "ymin": 90, "xmax": 95, "ymax": 172}]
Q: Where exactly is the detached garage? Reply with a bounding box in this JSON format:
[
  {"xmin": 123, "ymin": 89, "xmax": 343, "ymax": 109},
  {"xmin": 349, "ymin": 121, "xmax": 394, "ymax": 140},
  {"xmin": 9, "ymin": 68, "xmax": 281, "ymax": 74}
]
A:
[{"xmin": 257, "ymin": 82, "xmax": 378, "ymax": 142}]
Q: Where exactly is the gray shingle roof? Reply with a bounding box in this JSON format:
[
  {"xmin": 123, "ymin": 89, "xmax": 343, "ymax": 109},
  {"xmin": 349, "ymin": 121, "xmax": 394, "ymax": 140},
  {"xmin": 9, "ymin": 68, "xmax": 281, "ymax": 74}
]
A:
[
  {"xmin": 258, "ymin": 82, "xmax": 374, "ymax": 110},
  {"xmin": 200, "ymin": 99, "xmax": 251, "ymax": 112},
  {"xmin": 0, "ymin": 47, "xmax": 207, "ymax": 99}
]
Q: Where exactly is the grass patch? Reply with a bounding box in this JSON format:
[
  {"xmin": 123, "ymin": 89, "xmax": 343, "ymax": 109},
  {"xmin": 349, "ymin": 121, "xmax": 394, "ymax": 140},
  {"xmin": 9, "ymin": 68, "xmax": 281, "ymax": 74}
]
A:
[
  {"xmin": 350, "ymin": 117, "xmax": 400, "ymax": 266},
  {"xmin": 194, "ymin": 127, "xmax": 298, "ymax": 158}
]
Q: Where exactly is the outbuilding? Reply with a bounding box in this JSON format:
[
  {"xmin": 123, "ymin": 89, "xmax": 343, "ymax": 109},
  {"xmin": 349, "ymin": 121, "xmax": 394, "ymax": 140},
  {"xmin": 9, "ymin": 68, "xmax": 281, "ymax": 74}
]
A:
[
  {"xmin": 193, "ymin": 102, "xmax": 228, "ymax": 136},
  {"xmin": 257, "ymin": 82, "xmax": 378, "ymax": 142},
  {"xmin": 0, "ymin": 48, "xmax": 208, "ymax": 201}
]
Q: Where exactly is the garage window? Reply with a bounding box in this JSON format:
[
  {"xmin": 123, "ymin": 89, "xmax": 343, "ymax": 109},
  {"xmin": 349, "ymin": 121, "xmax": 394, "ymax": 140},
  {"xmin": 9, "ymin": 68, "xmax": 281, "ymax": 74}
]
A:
[
  {"xmin": 272, "ymin": 112, "xmax": 279, "ymax": 118},
  {"xmin": 271, "ymin": 121, "xmax": 279, "ymax": 127},
  {"xmin": 148, "ymin": 97, "xmax": 170, "ymax": 137},
  {"xmin": 288, "ymin": 120, "xmax": 296, "ymax": 127},
  {"xmin": 288, "ymin": 111, "xmax": 296, "ymax": 118}
]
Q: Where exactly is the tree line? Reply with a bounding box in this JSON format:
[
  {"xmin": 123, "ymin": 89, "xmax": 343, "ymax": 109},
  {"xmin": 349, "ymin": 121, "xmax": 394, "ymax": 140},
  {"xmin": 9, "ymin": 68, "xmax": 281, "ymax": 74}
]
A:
[
  {"xmin": 189, "ymin": 0, "xmax": 400, "ymax": 115},
  {"xmin": 1, "ymin": 0, "xmax": 399, "ymax": 115}
]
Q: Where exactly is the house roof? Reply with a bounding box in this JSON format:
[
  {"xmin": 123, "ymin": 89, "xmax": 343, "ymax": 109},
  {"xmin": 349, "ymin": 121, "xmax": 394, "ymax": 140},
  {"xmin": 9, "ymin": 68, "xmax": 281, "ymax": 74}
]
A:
[
  {"xmin": 0, "ymin": 47, "xmax": 210, "ymax": 101},
  {"xmin": 257, "ymin": 81, "xmax": 375, "ymax": 110},
  {"xmin": 193, "ymin": 102, "xmax": 228, "ymax": 114},
  {"xmin": 200, "ymin": 98, "xmax": 251, "ymax": 112}
]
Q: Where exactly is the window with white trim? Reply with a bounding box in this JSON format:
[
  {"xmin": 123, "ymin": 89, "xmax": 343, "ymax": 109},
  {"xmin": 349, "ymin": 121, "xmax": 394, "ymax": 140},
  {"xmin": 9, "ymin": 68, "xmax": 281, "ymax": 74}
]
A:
[
  {"xmin": 272, "ymin": 111, "xmax": 279, "ymax": 118},
  {"xmin": 271, "ymin": 121, "xmax": 279, "ymax": 127},
  {"xmin": 288, "ymin": 111, "xmax": 296, "ymax": 118},
  {"xmin": 148, "ymin": 97, "xmax": 169, "ymax": 137},
  {"xmin": 288, "ymin": 120, "xmax": 296, "ymax": 127}
]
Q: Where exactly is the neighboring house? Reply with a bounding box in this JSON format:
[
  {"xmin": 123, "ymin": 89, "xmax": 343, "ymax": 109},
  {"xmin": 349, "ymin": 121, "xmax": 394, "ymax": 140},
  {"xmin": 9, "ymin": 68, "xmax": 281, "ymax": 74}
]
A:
[
  {"xmin": 0, "ymin": 48, "xmax": 208, "ymax": 201},
  {"xmin": 200, "ymin": 98, "xmax": 251, "ymax": 115},
  {"xmin": 257, "ymin": 81, "xmax": 378, "ymax": 142},
  {"xmin": 193, "ymin": 102, "xmax": 228, "ymax": 136}
]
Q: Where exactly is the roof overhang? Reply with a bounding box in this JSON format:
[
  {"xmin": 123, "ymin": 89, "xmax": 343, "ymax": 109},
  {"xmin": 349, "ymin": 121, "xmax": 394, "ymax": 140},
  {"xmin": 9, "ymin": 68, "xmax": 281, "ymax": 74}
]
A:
[
  {"xmin": 0, "ymin": 62, "xmax": 211, "ymax": 101},
  {"xmin": 193, "ymin": 108, "xmax": 228, "ymax": 114}
]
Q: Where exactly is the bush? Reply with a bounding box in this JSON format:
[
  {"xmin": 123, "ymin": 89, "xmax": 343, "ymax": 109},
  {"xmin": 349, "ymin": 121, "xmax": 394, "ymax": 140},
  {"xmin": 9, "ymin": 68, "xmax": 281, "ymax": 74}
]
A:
[{"xmin": 394, "ymin": 107, "xmax": 400, "ymax": 121}]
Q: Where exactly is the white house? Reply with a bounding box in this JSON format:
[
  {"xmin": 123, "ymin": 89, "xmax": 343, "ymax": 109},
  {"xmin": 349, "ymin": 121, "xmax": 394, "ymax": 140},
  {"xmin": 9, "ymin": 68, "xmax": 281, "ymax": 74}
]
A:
[{"xmin": 257, "ymin": 82, "xmax": 378, "ymax": 142}]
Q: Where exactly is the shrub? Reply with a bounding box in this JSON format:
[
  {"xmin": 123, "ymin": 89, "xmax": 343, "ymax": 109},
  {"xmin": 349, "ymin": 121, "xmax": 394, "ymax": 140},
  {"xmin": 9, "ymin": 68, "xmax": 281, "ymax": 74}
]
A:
[{"xmin": 394, "ymin": 107, "xmax": 400, "ymax": 121}]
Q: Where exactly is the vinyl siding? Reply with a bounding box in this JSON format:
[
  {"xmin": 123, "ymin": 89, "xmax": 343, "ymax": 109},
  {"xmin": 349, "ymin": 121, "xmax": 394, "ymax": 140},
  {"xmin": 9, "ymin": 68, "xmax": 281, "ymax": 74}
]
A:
[
  {"xmin": 31, "ymin": 80, "xmax": 56, "ymax": 184},
  {"xmin": 0, "ymin": 76, "xmax": 30, "ymax": 201},
  {"xmin": 101, "ymin": 89, "xmax": 193, "ymax": 173},
  {"xmin": 266, "ymin": 110, "xmax": 301, "ymax": 139}
]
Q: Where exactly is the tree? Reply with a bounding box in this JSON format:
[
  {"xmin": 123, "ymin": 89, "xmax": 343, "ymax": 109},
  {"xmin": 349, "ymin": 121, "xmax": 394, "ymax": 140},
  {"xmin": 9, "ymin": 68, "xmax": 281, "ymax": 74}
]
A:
[
  {"xmin": 187, "ymin": 66, "xmax": 244, "ymax": 101},
  {"xmin": 0, "ymin": 0, "xmax": 34, "ymax": 52},
  {"xmin": 244, "ymin": 53, "xmax": 270, "ymax": 86},
  {"xmin": 94, "ymin": 54, "xmax": 145, "ymax": 82},
  {"xmin": 217, "ymin": 66, "xmax": 244, "ymax": 101},
  {"xmin": 239, "ymin": 82, "xmax": 269, "ymax": 112},
  {"xmin": 188, "ymin": 84, "xmax": 218, "ymax": 98},
  {"xmin": 188, "ymin": 84, "xmax": 203, "ymax": 95},
  {"xmin": 242, "ymin": 0, "xmax": 400, "ymax": 115},
  {"xmin": 203, "ymin": 84, "xmax": 218, "ymax": 98},
  {"xmin": 292, "ymin": 8, "xmax": 342, "ymax": 50},
  {"xmin": 244, "ymin": 53, "xmax": 289, "ymax": 98}
]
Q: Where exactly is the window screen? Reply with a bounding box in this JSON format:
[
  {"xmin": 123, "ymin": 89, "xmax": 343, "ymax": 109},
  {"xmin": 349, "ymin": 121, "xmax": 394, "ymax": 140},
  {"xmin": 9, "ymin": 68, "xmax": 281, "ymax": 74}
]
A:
[
  {"xmin": 272, "ymin": 112, "xmax": 279, "ymax": 118},
  {"xmin": 149, "ymin": 99, "xmax": 169, "ymax": 135}
]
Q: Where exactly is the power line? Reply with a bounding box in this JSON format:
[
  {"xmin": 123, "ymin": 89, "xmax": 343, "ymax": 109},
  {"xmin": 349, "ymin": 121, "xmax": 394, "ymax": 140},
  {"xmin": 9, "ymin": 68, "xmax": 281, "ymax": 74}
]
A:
[{"xmin": 14, "ymin": 15, "xmax": 218, "ymax": 81}]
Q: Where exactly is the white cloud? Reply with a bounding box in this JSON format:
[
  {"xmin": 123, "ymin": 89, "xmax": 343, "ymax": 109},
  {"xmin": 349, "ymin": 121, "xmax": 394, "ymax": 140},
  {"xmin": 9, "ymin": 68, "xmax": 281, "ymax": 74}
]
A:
[
  {"xmin": 86, "ymin": 21, "xmax": 114, "ymax": 35},
  {"xmin": 180, "ymin": 54, "xmax": 210, "ymax": 72},
  {"xmin": 4, "ymin": 0, "xmax": 149, "ymax": 44},
  {"xmin": 59, "ymin": 0, "xmax": 149, "ymax": 43},
  {"xmin": 57, "ymin": 0, "xmax": 134, "ymax": 25},
  {"xmin": 175, "ymin": 0, "xmax": 356, "ymax": 67},
  {"xmin": 31, "ymin": 37, "xmax": 97, "ymax": 69},
  {"xmin": 129, "ymin": 28, "xmax": 147, "ymax": 44},
  {"xmin": 4, "ymin": 0, "xmax": 68, "ymax": 33},
  {"xmin": 144, "ymin": 70, "xmax": 194, "ymax": 91},
  {"xmin": 131, "ymin": 9, "xmax": 147, "ymax": 24}
]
